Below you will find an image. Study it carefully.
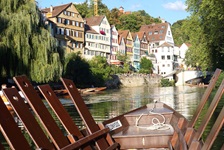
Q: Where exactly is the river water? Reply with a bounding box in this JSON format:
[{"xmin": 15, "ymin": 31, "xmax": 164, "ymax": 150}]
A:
[
  {"xmin": 59, "ymin": 85, "xmax": 223, "ymax": 149},
  {"xmin": 0, "ymin": 86, "xmax": 223, "ymax": 149}
]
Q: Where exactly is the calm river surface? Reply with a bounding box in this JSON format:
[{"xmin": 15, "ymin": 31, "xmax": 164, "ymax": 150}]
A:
[
  {"xmin": 59, "ymin": 85, "xmax": 223, "ymax": 149},
  {"xmin": 1, "ymin": 86, "xmax": 223, "ymax": 149}
]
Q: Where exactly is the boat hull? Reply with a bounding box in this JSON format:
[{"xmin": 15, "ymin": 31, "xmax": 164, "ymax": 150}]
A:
[{"xmin": 103, "ymin": 102, "xmax": 188, "ymax": 149}]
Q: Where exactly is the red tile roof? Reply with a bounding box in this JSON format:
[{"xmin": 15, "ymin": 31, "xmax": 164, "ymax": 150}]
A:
[
  {"xmin": 118, "ymin": 30, "xmax": 130, "ymax": 43},
  {"xmin": 159, "ymin": 42, "xmax": 173, "ymax": 47},
  {"xmin": 85, "ymin": 15, "xmax": 105, "ymax": 26},
  {"xmin": 139, "ymin": 23, "xmax": 169, "ymax": 42},
  {"xmin": 85, "ymin": 24, "xmax": 98, "ymax": 34},
  {"xmin": 136, "ymin": 31, "xmax": 147, "ymax": 42},
  {"xmin": 41, "ymin": 3, "xmax": 72, "ymax": 17},
  {"xmin": 131, "ymin": 33, "xmax": 137, "ymax": 41}
]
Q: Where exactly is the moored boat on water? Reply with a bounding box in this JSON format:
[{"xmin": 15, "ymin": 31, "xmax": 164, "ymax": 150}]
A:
[{"xmin": 103, "ymin": 101, "xmax": 187, "ymax": 149}]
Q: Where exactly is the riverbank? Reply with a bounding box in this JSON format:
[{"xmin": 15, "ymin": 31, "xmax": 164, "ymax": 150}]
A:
[{"xmin": 105, "ymin": 73, "xmax": 162, "ymax": 88}]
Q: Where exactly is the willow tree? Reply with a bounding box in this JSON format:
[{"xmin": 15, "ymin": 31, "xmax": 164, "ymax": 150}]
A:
[{"xmin": 0, "ymin": 0, "xmax": 63, "ymax": 83}]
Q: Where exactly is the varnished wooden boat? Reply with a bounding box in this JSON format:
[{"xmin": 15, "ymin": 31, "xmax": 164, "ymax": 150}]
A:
[
  {"xmin": 80, "ymin": 87, "xmax": 107, "ymax": 94},
  {"xmin": 103, "ymin": 101, "xmax": 188, "ymax": 149},
  {"xmin": 54, "ymin": 87, "xmax": 107, "ymax": 96},
  {"xmin": 0, "ymin": 69, "xmax": 223, "ymax": 150}
]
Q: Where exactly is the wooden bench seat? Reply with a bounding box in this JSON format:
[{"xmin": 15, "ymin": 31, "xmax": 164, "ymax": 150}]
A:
[
  {"xmin": 111, "ymin": 103, "xmax": 175, "ymax": 149},
  {"xmin": 113, "ymin": 125, "xmax": 174, "ymax": 138}
]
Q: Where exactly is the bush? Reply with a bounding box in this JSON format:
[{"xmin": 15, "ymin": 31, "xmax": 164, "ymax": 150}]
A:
[{"xmin": 160, "ymin": 78, "xmax": 175, "ymax": 87}]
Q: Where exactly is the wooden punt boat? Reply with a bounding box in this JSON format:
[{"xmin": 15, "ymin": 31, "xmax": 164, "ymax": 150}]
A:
[
  {"xmin": 102, "ymin": 102, "xmax": 187, "ymax": 149},
  {"xmin": 0, "ymin": 68, "xmax": 223, "ymax": 150}
]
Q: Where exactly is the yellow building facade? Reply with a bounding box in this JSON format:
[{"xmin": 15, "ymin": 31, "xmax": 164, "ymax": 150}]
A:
[{"xmin": 42, "ymin": 3, "xmax": 85, "ymax": 54}]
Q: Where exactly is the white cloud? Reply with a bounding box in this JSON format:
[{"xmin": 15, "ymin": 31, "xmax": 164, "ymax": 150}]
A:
[{"xmin": 163, "ymin": 1, "xmax": 187, "ymax": 11}]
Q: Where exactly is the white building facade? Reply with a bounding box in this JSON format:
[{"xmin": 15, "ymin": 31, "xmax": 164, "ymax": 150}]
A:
[{"xmin": 84, "ymin": 15, "xmax": 111, "ymax": 60}]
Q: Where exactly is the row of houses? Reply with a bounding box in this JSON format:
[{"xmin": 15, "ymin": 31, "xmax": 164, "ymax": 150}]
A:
[{"xmin": 41, "ymin": 3, "xmax": 190, "ymax": 78}]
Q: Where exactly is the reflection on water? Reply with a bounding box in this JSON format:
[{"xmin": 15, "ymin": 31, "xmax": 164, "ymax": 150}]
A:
[
  {"xmin": 60, "ymin": 85, "xmax": 223, "ymax": 149},
  {"xmin": 0, "ymin": 86, "xmax": 223, "ymax": 149},
  {"xmin": 61, "ymin": 86, "xmax": 205, "ymax": 121}
]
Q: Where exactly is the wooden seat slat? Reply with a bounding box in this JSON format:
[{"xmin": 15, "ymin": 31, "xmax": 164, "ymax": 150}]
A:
[
  {"xmin": 13, "ymin": 76, "xmax": 70, "ymax": 149},
  {"xmin": 0, "ymin": 96, "xmax": 31, "ymax": 150},
  {"xmin": 201, "ymin": 107, "xmax": 224, "ymax": 150},
  {"xmin": 61, "ymin": 78, "xmax": 113, "ymax": 150},
  {"xmin": 188, "ymin": 68, "xmax": 221, "ymax": 128},
  {"xmin": 193, "ymin": 79, "xmax": 224, "ymax": 141},
  {"xmin": 3, "ymin": 88, "xmax": 55, "ymax": 149},
  {"xmin": 38, "ymin": 84, "xmax": 92, "ymax": 150},
  {"xmin": 61, "ymin": 127, "xmax": 110, "ymax": 150}
]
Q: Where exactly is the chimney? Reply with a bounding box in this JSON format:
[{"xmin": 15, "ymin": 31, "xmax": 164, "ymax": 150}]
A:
[{"xmin": 50, "ymin": 5, "xmax": 53, "ymax": 12}]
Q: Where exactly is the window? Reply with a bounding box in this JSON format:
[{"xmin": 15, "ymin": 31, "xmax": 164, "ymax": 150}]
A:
[
  {"xmin": 75, "ymin": 31, "xmax": 78, "ymax": 37},
  {"xmin": 57, "ymin": 28, "xmax": 60, "ymax": 34},
  {"xmin": 76, "ymin": 21, "xmax": 79, "ymax": 26},
  {"xmin": 63, "ymin": 11, "xmax": 66, "ymax": 15},
  {"xmin": 65, "ymin": 29, "xmax": 69, "ymax": 36},
  {"xmin": 72, "ymin": 12, "xmax": 74, "ymax": 17},
  {"xmin": 61, "ymin": 28, "xmax": 64, "ymax": 35},
  {"xmin": 57, "ymin": 17, "xmax": 61, "ymax": 23},
  {"xmin": 167, "ymin": 64, "xmax": 170, "ymax": 67},
  {"xmin": 154, "ymin": 31, "xmax": 158, "ymax": 34},
  {"xmin": 72, "ymin": 21, "xmax": 75, "ymax": 26},
  {"xmin": 167, "ymin": 55, "xmax": 171, "ymax": 60},
  {"xmin": 80, "ymin": 22, "xmax": 83, "ymax": 27},
  {"xmin": 66, "ymin": 19, "xmax": 70, "ymax": 25},
  {"xmin": 149, "ymin": 31, "xmax": 152, "ymax": 35},
  {"xmin": 161, "ymin": 55, "xmax": 165, "ymax": 60}
]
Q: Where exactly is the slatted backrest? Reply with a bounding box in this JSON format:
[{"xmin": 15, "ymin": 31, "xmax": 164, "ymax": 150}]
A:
[
  {"xmin": 193, "ymin": 79, "xmax": 224, "ymax": 141},
  {"xmin": 0, "ymin": 96, "xmax": 31, "ymax": 150},
  {"xmin": 188, "ymin": 68, "xmax": 221, "ymax": 127},
  {"xmin": 201, "ymin": 107, "xmax": 224, "ymax": 150},
  {"xmin": 13, "ymin": 76, "xmax": 70, "ymax": 149},
  {"xmin": 38, "ymin": 84, "xmax": 92, "ymax": 150},
  {"xmin": 3, "ymin": 88, "xmax": 55, "ymax": 150},
  {"xmin": 60, "ymin": 78, "xmax": 114, "ymax": 150}
]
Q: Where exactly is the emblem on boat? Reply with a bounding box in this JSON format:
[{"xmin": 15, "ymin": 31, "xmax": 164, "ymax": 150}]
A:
[{"xmin": 105, "ymin": 120, "xmax": 122, "ymax": 131}]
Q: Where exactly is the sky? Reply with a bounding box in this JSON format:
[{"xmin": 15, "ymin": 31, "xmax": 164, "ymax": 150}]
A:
[{"xmin": 37, "ymin": 0, "xmax": 190, "ymax": 25}]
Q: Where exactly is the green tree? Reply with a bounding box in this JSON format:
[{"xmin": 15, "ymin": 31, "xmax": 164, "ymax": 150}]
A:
[
  {"xmin": 184, "ymin": 0, "xmax": 224, "ymax": 70},
  {"xmin": 74, "ymin": 0, "xmax": 89, "ymax": 18},
  {"xmin": 63, "ymin": 52, "xmax": 93, "ymax": 88},
  {"xmin": 116, "ymin": 10, "xmax": 161, "ymax": 32},
  {"xmin": 0, "ymin": 0, "xmax": 63, "ymax": 83},
  {"xmin": 88, "ymin": 56, "xmax": 112, "ymax": 86},
  {"xmin": 139, "ymin": 57, "xmax": 153, "ymax": 74},
  {"xmin": 171, "ymin": 19, "xmax": 189, "ymax": 46},
  {"xmin": 108, "ymin": 8, "xmax": 122, "ymax": 25}
]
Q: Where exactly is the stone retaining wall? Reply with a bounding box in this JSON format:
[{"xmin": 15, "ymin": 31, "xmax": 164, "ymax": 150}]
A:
[{"xmin": 105, "ymin": 74, "xmax": 162, "ymax": 88}]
